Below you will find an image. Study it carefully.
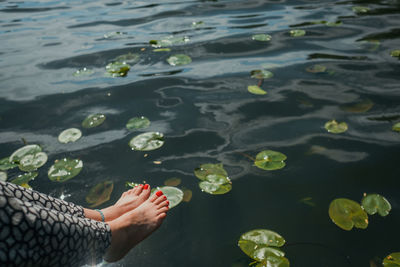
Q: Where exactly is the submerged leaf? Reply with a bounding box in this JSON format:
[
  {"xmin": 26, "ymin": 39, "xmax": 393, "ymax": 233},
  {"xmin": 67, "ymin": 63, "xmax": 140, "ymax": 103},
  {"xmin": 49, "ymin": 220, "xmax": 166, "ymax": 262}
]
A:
[
  {"xmin": 10, "ymin": 145, "xmax": 42, "ymax": 164},
  {"xmin": 129, "ymin": 132, "xmax": 164, "ymax": 151},
  {"xmin": 58, "ymin": 128, "xmax": 82, "ymax": 143},
  {"xmin": 352, "ymin": 6, "xmax": 370, "ymax": 13},
  {"xmin": 325, "ymin": 21, "xmax": 342, "ymax": 27},
  {"xmin": 383, "ymin": 252, "xmax": 400, "ymax": 266},
  {"xmin": 248, "ymin": 85, "xmax": 267, "ymax": 95},
  {"xmin": 106, "ymin": 62, "xmax": 130, "ymax": 77},
  {"xmin": 73, "ymin": 68, "xmax": 94, "ymax": 77},
  {"xmin": 306, "ymin": 64, "xmax": 327, "ymax": 73},
  {"xmin": 252, "ymin": 34, "xmax": 272, "ymax": 42},
  {"xmin": 182, "ymin": 188, "xmax": 193, "ymax": 202},
  {"xmin": 0, "ymin": 157, "xmax": 18, "ymax": 171},
  {"xmin": 48, "ymin": 158, "xmax": 83, "ymax": 182},
  {"xmin": 324, "ymin": 120, "xmax": 348, "ymax": 134},
  {"xmin": 391, "ymin": 50, "xmax": 400, "ymax": 58},
  {"xmin": 19, "ymin": 152, "xmax": 48, "ymax": 172},
  {"xmin": 82, "ymin": 114, "xmax": 106, "ymax": 128},
  {"xmin": 126, "ymin": 116, "xmax": 150, "ymax": 130},
  {"xmin": 251, "ymin": 70, "xmax": 273, "ymax": 79},
  {"xmin": 340, "ymin": 99, "xmax": 374, "ymax": 113},
  {"xmin": 164, "ymin": 177, "xmax": 181, "ymax": 186},
  {"xmin": 167, "ymin": 54, "xmax": 192, "ymax": 66},
  {"xmin": 329, "ymin": 198, "xmax": 368, "ymax": 230},
  {"xmin": 254, "ymin": 150, "xmax": 287, "ymax": 171},
  {"xmin": 393, "ymin": 122, "xmax": 400, "ymax": 132},
  {"xmin": 361, "ymin": 194, "xmax": 391, "ymax": 216},
  {"xmin": 153, "ymin": 48, "xmax": 171, "ymax": 52},
  {"xmin": 86, "ymin": 181, "xmax": 114, "ymax": 208},
  {"xmin": 290, "ymin": 29, "xmax": 306, "ymax": 37}
]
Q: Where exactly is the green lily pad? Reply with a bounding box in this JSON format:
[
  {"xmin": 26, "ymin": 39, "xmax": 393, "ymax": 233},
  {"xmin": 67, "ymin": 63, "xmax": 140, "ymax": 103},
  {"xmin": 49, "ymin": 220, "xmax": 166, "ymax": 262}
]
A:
[
  {"xmin": 192, "ymin": 21, "xmax": 204, "ymax": 28},
  {"xmin": 19, "ymin": 152, "xmax": 48, "ymax": 172},
  {"xmin": 325, "ymin": 21, "xmax": 342, "ymax": 27},
  {"xmin": 153, "ymin": 48, "xmax": 171, "ymax": 52},
  {"xmin": 129, "ymin": 132, "xmax": 164, "ymax": 151},
  {"xmin": 341, "ymin": 99, "xmax": 374, "ymax": 113},
  {"xmin": 199, "ymin": 174, "xmax": 232, "ymax": 195},
  {"xmin": 393, "ymin": 122, "xmax": 400, "ymax": 132},
  {"xmin": 0, "ymin": 171, "xmax": 7, "ymax": 182},
  {"xmin": 329, "ymin": 198, "xmax": 369, "ymax": 231},
  {"xmin": 10, "ymin": 144, "xmax": 42, "ymax": 164},
  {"xmin": 149, "ymin": 36, "xmax": 189, "ymax": 48},
  {"xmin": 352, "ymin": 6, "xmax": 370, "ymax": 13},
  {"xmin": 106, "ymin": 62, "xmax": 130, "ymax": 77},
  {"xmin": 238, "ymin": 229, "xmax": 286, "ymax": 262},
  {"xmin": 290, "ymin": 29, "xmax": 306, "ymax": 37},
  {"xmin": 73, "ymin": 68, "xmax": 94, "ymax": 77},
  {"xmin": 126, "ymin": 116, "xmax": 150, "ymax": 130},
  {"xmin": 391, "ymin": 50, "xmax": 400, "ymax": 58},
  {"xmin": 114, "ymin": 53, "xmax": 140, "ymax": 64},
  {"xmin": 325, "ymin": 120, "xmax": 348, "ymax": 134},
  {"xmin": 383, "ymin": 252, "xmax": 400, "ymax": 266},
  {"xmin": 58, "ymin": 128, "xmax": 82, "ymax": 143},
  {"xmin": 126, "ymin": 181, "xmax": 141, "ymax": 188},
  {"xmin": 251, "ymin": 70, "xmax": 274, "ymax": 79},
  {"xmin": 158, "ymin": 186, "xmax": 183, "ymax": 208},
  {"xmin": 164, "ymin": 177, "xmax": 181, "ymax": 186},
  {"xmin": 48, "ymin": 158, "xmax": 83, "ymax": 182},
  {"xmin": 104, "ymin": 31, "xmax": 125, "ymax": 39},
  {"xmin": 10, "ymin": 172, "xmax": 38, "ymax": 188},
  {"xmin": 306, "ymin": 64, "xmax": 327, "ymax": 73},
  {"xmin": 167, "ymin": 54, "xmax": 192, "ymax": 66},
  {"xmin": 0, "ymin": 157, "xmax": 18, "ymax": 171},
  {"xmin": 248, "ymin": 85, "xmax": 267, "ymax": 95},
  {"xmin": 256, "ymin": 256, "xmax": 290, "ymax": 267},
  {"xmin": 254, "ymin": 150, "xmax": 287, "ymax": 171},
  {"xmin": 194, "ymin": 163, "xmax": 228, "ymax": 180},
  {"xmin": 82, "ymin": 114, "xmax": 106, "ymax": 129},
  {"xmin": 252, "ymin": 34, "xmax": 272, "ymax": 42},
  {"xmin": 86, "ymin": 181, "xmax": 114, "ymax": 208},
  {"xmin": 361, "ymin": 194, "xmax": 391, "ymax": 216}
]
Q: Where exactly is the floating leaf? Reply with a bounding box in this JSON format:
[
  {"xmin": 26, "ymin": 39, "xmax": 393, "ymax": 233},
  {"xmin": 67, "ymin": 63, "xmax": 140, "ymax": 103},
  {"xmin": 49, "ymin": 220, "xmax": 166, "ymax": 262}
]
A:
[
  {"xmin": 325, "ymin": 120, "xmax": 348, "ymax": 134},
  {"xmin": 252, "ymin": 34, "xmax": 272, "ymax": 42},
  {"xmin": 391, "ymin": 50, "xmax": 400, "ymax": 58},
  {"xmin": 199, "ymin": 174, "xmax": 232, "ymax": 195},
  {"xmin": 359, "ymin": 39, "xmax": 380, "ymax": 52},
  {"xmin": 0, "ymin": 171, "xmax": 7, "ymax": 182},
  {"xmin": 10, "ymin": 172, "xmax": 38, "ymax": 187},
  {"xmin": 150, "ymin": 36, "xmax": 189, "ymax": 48},
  {"xmin": 106, "ymin": 62, "xmax": 130, "ymax": 77},
  {"xmin": 329, "ymin": 198, "xmax": 369, "ymax": 230},
  {"xmin": 153, "ymin": 48, "xmax": 171, "ymax": 52},
  {"xmin": 251, "ymin": 70, "xmax": 273, "ymax": 79},
  {"xmin": 126, "ymin": 116, "xmax": 150, "ymax": 130},
  {"xmin": 182, "ymin": 188, "xmax": 193, "ymax": 202},
  {"xmin": 194, "ymin": 163, "xmax": 228, "ymax": 180},
  {"xmin": 58, "ymin": 128, "xmax": 82, "ymax": 143},
  {"xmin": 256, "ymin": 256, "xmax": 290, "ymax": 267},
  {"xmin": 167, "ymin": 54, "xmax": 192, "ymax": 66},
  {"xmin": 192, "ymin": 21, "xmax": 204, "ymax": 27},
  {"xmin": 48, "ymin": 158, "xmax": 83, "ymax": 182},
  {"xmin": 352, "ymin": 6, "xmax": 370, "ymax": 13},
  {"xmin": 254, "ymin": 150, "xmax": 287, "ymax": 171},
  {"xmin": 19, "ymin": 152, "xmax": 48, "ymax": 172},
  {"xmin": 0, "ymin": 157, "xmax": 18, "ymax": 171},
  {"xmin": 361, "ymin": 194, "xmax": 391, "ymax": 216},
  {"xmin": 248, "ymin": 85, "xmax": 267, "ymax": 95},
  {"xmin": 104, "ymin": 31, "xmax": 125, "ymax": 39},
  {"xmin": 164, "ymin": 177, "xmax": 181, "ymax": 186},
  {"xmin": 383, "ymin": 252, "xmax": 400, "ymax": 266},
  {"xmin": 82, "ymin": 114, "xmax": 106, "ymax": 128},
  {"xmin": 114, "ymin": 53, "xmax": 140, "ymax": 64},
  {"xmin": 159, "ymin": 186, "xmax": 183, "ymax": 208},
  {"xmin": 325, "ymin": 21, "xmax": 342, "ymax": 27},
  {"xmin": 306, "ymin": 64, "xmax": 327, "ymax": 73},
  {"xmin": 129, "ymin": 132, "xmax": 164, "ymax": 151},
  {"xmin": 290, "ymin": 29, "xmax": 306, "ymax": 37},
  {"xmin": 73, "ymin": 68, "xmax": 94, "ymax": 77},
  {"xmin": 238, "ymin": 229, "xmax": 286, "ymax": 262},
  {"xmin": 10, "ymin": 145, "xmax": 42, "ymax": 164},
  {"xmin": 126, "ymin": 181, "xmax": 141, "ymax": 188},
  {"xmin": 341, "ymin": 99, "xmax": 374, "ymax": 113},
  {"xmin": 393, "ymin": 122, "xmax": 400, "ymax": 132},
  {"xmin": 86, "ymin": 181, "xmax": 114, "ymax": 208}
]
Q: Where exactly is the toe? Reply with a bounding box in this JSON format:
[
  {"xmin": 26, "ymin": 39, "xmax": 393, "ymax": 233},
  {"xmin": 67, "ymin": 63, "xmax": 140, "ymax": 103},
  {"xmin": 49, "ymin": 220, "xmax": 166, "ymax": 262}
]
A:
[
  {"xmin": 154, "ymin": 195, "xmax": 167, "ymax": 205},
  {"xmin": 150, "ymin": 191, "xmax": 163, "ymax": 202},
  {"xmin": 135, "ymin": 185, "xmax": 144, "ymax": 195},
  {"xmin": 157, "ymin": 207, "xmax": 168, "ymax": 216}
]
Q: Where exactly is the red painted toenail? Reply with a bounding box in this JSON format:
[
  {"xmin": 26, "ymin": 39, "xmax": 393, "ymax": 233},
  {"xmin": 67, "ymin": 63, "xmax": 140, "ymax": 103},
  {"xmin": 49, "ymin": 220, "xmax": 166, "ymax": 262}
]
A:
[
  {"xmin": 156, "ymin": 190, "xmax": 163, "ymax": 196},
  {"xmin": 163, "ymin": 195, "xmax": 167, "ymax": 199},
  {"xmin": 166, "ymin": 201, "xmax": 169, "ymax": 205},
  {"xmin": 143, "ymin": 184, "xmax": 149, "ymax": 189}
]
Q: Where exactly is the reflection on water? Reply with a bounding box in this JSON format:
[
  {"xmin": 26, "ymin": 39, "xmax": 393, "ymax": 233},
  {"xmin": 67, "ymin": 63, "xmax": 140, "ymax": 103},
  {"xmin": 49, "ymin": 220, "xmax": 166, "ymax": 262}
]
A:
[{"xmin": 1, "ymin": 0, "xmax": 400, "ymax": 266}]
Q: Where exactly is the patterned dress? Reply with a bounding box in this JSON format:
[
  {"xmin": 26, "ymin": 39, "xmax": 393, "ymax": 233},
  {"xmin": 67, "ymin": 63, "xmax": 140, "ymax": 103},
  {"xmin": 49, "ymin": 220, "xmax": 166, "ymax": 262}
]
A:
[{"xmin": 0, "ymin": 181, "xmax": 111, "ymax": 266}]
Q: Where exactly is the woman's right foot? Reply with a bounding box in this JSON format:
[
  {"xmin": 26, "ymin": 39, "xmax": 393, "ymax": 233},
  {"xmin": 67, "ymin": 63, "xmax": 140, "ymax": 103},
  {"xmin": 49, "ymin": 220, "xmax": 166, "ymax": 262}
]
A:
[{"xmin": 104, "ymin": 190, "xmax": 169, "ymax": 262}]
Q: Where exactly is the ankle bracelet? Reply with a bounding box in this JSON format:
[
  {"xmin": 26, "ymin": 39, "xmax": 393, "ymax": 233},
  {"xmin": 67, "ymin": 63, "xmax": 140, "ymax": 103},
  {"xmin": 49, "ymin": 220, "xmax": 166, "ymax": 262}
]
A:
[{"xmin": 95, "ymin": 209, "xmax": 105, "ymax": 222}]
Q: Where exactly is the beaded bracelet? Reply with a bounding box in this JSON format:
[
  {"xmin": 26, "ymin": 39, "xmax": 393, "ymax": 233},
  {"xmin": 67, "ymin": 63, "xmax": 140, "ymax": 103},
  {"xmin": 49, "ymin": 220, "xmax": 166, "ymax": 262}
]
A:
[{"xmin": 95, "ymin": 209, "xmax": 105, "ymax": 222}]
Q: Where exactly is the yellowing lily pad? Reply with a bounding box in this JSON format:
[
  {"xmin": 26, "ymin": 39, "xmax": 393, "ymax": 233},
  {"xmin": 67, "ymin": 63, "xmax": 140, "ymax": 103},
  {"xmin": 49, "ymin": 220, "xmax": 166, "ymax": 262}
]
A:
[
  {"xmin": 167, "ymin": 54, "xmax": 192, "ymax": 66},
  {"xmin": 106, "ymin": 62, "xmax": 130, "ymax": 77},
  {"xmin": 126, "ymin": 116, "xmax": 150, "ymax": 130},
  {"xmin": 129, "ymin": 132, "xmax": 164, "ymax": 151},
  {"xmin": 10, "ymin": 172, "xmax": 38, "ymax": 188},
  {"xmin": 0, "ymin": 171, "xmax": 7, "ymax": 182},
  {"xmin": 361, "ymin": 194, "xmax": 391, "ymax": 216},
  {"xmin": 48, "ymin": 158, "xmax": 83, "ymax": 182},
  {"xmin": 248, "ymin": 85, "xmax": 267, "ymax": 95},
  {"xmin": 73, "ymin": 68, "xmax": 94, "ymax": 77},
  {"xmin": 340, "ymin": 99, "xmax": 374, "ymax": 113},
  {"xmin": 393, "ymin": 122, "xmax": 400, "ymax": 132},
  {"xmin": 10, "ymin": 144, "xmax": 42, "ymax": 164},
  {"xmin": 352, "ymin": 6, "xmax": 370, "ymax": 13},
  {"xmin": 306, "ymin": 64, "xmax": 327, "ymax": 73},
  {"xmin": 383, "ymin": 252, "xmax": 400, "ymax": 266},
  {"xmin": 251, "ymin": 70, "xmax": 274, "ymax": 79},
  {"xmin": 290, "ymin": 29, "xmax": 306, "ymax": 37},
  {"xmin": 252, "ymin": 34, "xmax": 272, "ymax": 42},
  {"xmin": 19, "ymin": 152, "xmax": 48, "ymax": 172},
  {"xmin": 199, "ymin": 174, "xmax": 232, "ymax": 195},
  {"xmin": 254, "ymin": 150, "xmax": 287, "ymax": 171},
  {"xmin": 58, "ymin": 128, "xmax": 82, "ymax": 143},
  {"xmin": 324, "ymin": 120, "xmax": 348, "ymax": 134},
  {"xmin": 158, "ymin": 186, "xmax": 184, "ymax": 208},
  {"xmin": 194, "ymin": 163, "xmax": 228, "ymax": 180},
  {"xmin": 0, "ymin": 157, "xmax": 17, "ymax": 171},
  {"xmin": 329, "ymin": 198, "xmax": 368, "ymax": 231},
  {"xmin": 391, "ymin": 50, "xmax": 400, "ymax": 58},
  {"xmin": 82, "ymin": 114, "xmax": 106, "ymax": 128},
  {"xmin": 86, "ymin": 181, "xmax": 114, "ymax": 208},
  {"xmin": 164, "ymin": 177, "xmax": 181, "ymax": 186}
]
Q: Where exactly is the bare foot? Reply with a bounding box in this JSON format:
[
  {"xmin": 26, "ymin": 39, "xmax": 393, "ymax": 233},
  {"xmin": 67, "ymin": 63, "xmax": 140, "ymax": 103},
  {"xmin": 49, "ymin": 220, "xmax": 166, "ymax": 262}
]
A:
[
  {"xmin": 84, "ymin": 184, "xmax": 151, "ymax": 222},
  {"xmin": 104, "ymin": 190, "xmax": 169, "ymax": 262}
]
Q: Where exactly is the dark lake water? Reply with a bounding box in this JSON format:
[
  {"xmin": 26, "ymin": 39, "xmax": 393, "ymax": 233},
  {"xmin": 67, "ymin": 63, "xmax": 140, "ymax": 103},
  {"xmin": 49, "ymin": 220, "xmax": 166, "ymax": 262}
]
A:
[{"xmin": 1, "ymin": 0, "xmax": 400, "ymax": 266}]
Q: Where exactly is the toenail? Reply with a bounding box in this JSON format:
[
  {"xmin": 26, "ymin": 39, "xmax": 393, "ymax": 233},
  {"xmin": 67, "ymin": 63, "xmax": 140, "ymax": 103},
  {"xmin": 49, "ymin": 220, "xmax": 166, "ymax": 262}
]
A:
[
  {"xmin": 163, "ymin": 195, "xmax": 167, "ymax": 199},
  {"xmin": 156, "ymin": 190, "xmax": 163, "ymax": 196},
  {"xmin": 143, "ymin": 184, "xmax": 149, "ymax": 189},
  {"xmin": 166, "ymin": 201, "xmax": 169, "ymax": 204}
]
